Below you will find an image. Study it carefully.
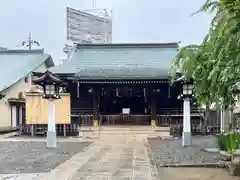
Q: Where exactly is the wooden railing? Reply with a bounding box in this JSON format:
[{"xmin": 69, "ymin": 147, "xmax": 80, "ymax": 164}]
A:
[
  {"xmin": 20, "ymin": 108, "xmax": 221, "ymax": 136},
  {"xmin": 156, "ymin": 108, "xmax": 204, "ymax": 116},
  {"xmin": 71, "ymin": 108, "xmax": 94, "ymax": 117},
  {"xmin": 70, "ymin": 108, "xmax": 204, "ymax": 126},
  {"xmin": 99, "ymin": 114, "xmax": 150, "ymax": 125}
]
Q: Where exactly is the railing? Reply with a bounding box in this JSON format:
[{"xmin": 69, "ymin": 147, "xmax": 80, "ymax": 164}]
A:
[
  {"xmin": 99, "ymin": 114, "xmax": 150, "ymax": 125},
  {"xmin": 156, "ymin": 108, "xmax": 204, "ymax": 116},
  {"xmin": 71, "ymin": 108, "xmax": 94, "ymax": 126},
  {"xmin": 71, "ymin": 108, "xmax": 94, "ymax": 116},
  {"xmin": 168, "ymin": 109, "xmax": 221, "ymax": 136},
  {"xmin": 70, "ymin": 108, "xmax": 204, "ymax": 126},
  {"xmin": 21, "ymin": 124, "xmax": 79, "ymax": 136}
]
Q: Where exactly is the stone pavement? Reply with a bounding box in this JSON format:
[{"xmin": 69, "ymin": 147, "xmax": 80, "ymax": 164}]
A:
[
  {"xmin": 40, "ymin": 136, "xmax": 158, "ymax": 180},
  {"xmin": 70, "ymin": 136, "xmax": 159, "ymax": 180},
  {"xmin": 0, "ymin": 173, "xmax": 46, "ymax": 180},
  {"xmin": 0, "ymin": 136, "xmax": 159, "ymax": 180}
]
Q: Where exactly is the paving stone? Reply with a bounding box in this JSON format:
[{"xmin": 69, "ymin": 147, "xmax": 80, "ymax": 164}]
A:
[
  {"xmin": 0, "ymin": 136, "xmax": 158, "ymax": 180},
  {"xmin": 70, "ymin": 137, "xmax": 158, "ymax": 180}
]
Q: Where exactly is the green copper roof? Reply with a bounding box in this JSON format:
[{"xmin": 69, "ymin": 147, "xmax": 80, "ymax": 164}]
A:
[
  {"xmin": 0, "ymin": 49, "xmax": 54, "ymax": 92},
  {"xmin": 50, "ymin": 43, "xmax": 179, "ymax": 79}
]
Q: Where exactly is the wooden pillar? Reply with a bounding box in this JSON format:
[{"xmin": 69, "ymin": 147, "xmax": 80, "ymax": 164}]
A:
[
  {"xmin": 93, "ymin": 87, "xmax": 100, "ymax": 126},
  {"xmin": 151, "ymin": 89, "xmax": 156, "ymax": 127}
]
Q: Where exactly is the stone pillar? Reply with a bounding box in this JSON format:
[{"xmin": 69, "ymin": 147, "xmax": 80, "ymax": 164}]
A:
[
  {"xmin": 151, "ymin": 91, "xmax": 156, "ymax": 128},
  {"xmin": 182, "ymin": 97, "xmax": 192, "ymax": 147},
  {"xmin": 46, "ymin": 99, "xmax": 57, "ymax": 148},
  {"xmin": 93, "ymin": 119, "xmax": 99, "ymax": 126}
]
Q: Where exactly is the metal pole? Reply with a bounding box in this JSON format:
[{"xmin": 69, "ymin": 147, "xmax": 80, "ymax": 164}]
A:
[
  {"xmin": 182, "ymin": 97, "xmax": 192, "ymax": 147},
  {"xmin": 46, "ymin": 99, "xmax": 57, "ymax": 148},
  {"xmin": 28, "ymin": 33, "xmax": 32, "ymax": 50}
]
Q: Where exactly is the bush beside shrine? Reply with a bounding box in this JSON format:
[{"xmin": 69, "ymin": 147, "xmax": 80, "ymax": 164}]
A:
[{"xmin": 217, "ymin": 127, "xmax": 240, "ymax": 176}]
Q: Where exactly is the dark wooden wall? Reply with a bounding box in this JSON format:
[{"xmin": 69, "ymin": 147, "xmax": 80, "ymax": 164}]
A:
[{"xmin": 66, "ymin": 80, "xmax": 183, "ymax": 114}]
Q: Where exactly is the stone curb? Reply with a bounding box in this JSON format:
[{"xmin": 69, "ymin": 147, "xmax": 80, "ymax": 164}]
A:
[
  {"xmin": 157, "ymin": 162, "xmax": 226, "ymax": 168},
  {"xmin": 3, "ymin": 131, "xmax": 21, "ymax": 138},
  {"xmin": 157, "ymin": 135, "xmax": 217, "ymax": 140},
  {"xmin": 143, "ymin": 137, "xmax": 160, "ymax": 180},
  {"xmin": 0, "ymin": 137, "xmax": 93, "ymax": 142}
]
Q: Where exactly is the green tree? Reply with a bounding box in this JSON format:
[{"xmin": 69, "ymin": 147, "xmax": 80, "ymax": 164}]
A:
[{"xmin": 173, "ymin": 0, "xmax": 240, "ymax": 109}]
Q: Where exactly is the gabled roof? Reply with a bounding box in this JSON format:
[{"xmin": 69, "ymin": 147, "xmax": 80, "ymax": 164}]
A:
[
  {"xmin": 33, "ymin": 70, "xmax": 63, "ymax": 85},
  {"xmin": 0, "ymin": 49, "xmax": 54, "ymax": 92},
  {"xmin": 47, "ymin": 42, "xmax": 179, "ymax": 79}
]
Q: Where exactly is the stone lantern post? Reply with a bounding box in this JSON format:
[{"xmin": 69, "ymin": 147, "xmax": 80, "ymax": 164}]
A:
[{"xmin": 32, "ymin": 70, "xmax": 64, "ymax": 148}]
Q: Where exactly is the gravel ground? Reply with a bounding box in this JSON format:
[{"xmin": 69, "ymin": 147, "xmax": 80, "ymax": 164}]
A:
[
  {"xmin": 0, "ymin": 141, "xmax": 92, "ymax": 174},
  {"xmin": 159, "ymin": 167, "xmax": 240, "ymax": 180},
  {"xmin": 148, "ymin": 136, "xmax": 221, "ymax": 167}
]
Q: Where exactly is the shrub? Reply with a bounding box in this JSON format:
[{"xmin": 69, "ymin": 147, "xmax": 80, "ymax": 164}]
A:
[{"xmin": 217, "ymin": 132, "xmax": 240, "ymax": 153}]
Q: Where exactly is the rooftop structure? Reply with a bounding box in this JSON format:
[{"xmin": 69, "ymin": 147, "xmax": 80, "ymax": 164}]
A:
[
  {"xmin": 63, "ymin": 7, "xmax": 112, "ymax": 58},
  {"xmin": 51, "ymin": 42, "xmax": 179, "ymax": 80}
]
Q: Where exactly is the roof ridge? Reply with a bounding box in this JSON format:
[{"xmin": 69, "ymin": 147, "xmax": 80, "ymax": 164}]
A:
[
  {"xmin": 0, "ymin": 49, "xmax": 44, "ymax": 54},
  {"xmin": 74, "ymin": 42, "xmax": 180, "ymax": 49}
]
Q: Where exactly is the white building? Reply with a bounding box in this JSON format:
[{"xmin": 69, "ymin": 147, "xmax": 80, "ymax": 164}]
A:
[{"xmin": 62, "ymin": 7, "xmax": 113, "ymax": 62}]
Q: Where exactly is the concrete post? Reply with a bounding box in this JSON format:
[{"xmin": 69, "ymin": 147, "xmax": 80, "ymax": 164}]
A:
[
  {"xmin": 182, "ymin": 97, "xmax": 192, "ymax": 147},
  {"xmin": 46, "ymin": 99, "xmax": 57, "ymax": 148}
]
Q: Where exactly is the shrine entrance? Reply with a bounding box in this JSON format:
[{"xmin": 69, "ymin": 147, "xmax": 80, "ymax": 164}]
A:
[
  {"xmin": 68, "ymin": 79, "xmax": 183, "ymax": 127},
  {"xmin": 98, "ymin": 86, "xmax": 151, "ymax": 125}
]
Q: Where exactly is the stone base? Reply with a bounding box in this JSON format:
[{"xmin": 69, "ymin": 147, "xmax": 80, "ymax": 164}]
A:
[
  {"xmin": 182, "ymin": 132, "xmax": 192, "ymax": 147},
  {"xmin": 220, "ymin": 151, "xmax": 232, "ymax": 161},
  {"xmin": 204, "ymin": 148, "xmax": 220, "ymax": 153},
  {"xmin": 229, "ymin": 156, "xmax": 240, "ymax": 176},
  {"xmin": 227, "ymin": 163, "xmax": 240, "ymax": 176},
  {"xmin": 46, "ymin": 131, "xmax": 57, "ymax": 148},
  {"xmin": 93, "ymin": 120, "xmax": 99, "ymax": 127},
  {"xmin": 151, "ymin": 120, "xmax": 156, "ymax": 128}
]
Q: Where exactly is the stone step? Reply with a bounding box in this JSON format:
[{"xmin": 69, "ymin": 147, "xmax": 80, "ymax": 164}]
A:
[
  {"xmin": 79, "ymin": 130, "xmax": 169, "ymax": 137},
  {"xmin": 79, "ymin": 130, "xmax": 169, "ymax": 134},
  {"xmin": 80, "ymin": 126, "xmax": 169, "ymax": 131},
  {"xmin": 78, "ymin": 126, "xmax": 170, "ymax": 137},
  {"xmin": 85, "ymin": 132, "xmax": 168, "ymax": 136}
]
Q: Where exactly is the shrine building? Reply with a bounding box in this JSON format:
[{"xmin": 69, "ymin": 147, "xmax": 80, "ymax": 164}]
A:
[{"xmin": 27, "ymin": 42, "xmax": 202, "ymax": 136}]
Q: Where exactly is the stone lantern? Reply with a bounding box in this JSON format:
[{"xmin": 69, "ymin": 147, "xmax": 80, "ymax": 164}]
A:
[
  {"xmin": 181, "ymin": 80, "xmax": 194, "ymax": 147},
  {"xmin": 32, "ymin": 70, "xmax": 64, "ymax": 148},
  {"xmin": 175, "ymin": 76, "xmax": 194, "ymax": 147}
]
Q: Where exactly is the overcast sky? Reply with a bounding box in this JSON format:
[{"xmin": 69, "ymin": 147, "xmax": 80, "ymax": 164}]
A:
[{"xmin": 0, "ymin": 0, "xmax": 213, "ymax": 62}]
